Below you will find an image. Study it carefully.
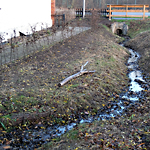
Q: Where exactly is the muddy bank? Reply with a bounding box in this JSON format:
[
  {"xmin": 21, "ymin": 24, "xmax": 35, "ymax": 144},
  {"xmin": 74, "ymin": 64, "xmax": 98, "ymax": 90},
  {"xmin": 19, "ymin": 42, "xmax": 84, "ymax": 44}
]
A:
[{"xmin": 124, "ymin": 31, "xmax": 150, "ymax": 75}]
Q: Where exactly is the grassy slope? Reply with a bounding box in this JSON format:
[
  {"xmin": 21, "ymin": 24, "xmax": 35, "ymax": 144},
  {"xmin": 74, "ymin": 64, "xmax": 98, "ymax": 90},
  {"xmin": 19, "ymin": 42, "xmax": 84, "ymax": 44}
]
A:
[
  {"xmin": 124, "ymin": 18, "xmax": 150, "ymax": 74},
  {"xmin": 39, "ymin": 19, "xmax": 150, "ymax": 150},
  {"xmin": 0, "ymin": 23, "xmax": 128, "ymax": 129}
]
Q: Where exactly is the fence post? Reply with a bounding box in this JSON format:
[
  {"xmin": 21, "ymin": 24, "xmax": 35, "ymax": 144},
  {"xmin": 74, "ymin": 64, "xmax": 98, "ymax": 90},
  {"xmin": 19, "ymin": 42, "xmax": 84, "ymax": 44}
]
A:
[
  {"xmin": 77, "ymin": 8, "xmax": 79, "ymax": 17},
  {"xmin": 105, "ymin": 9, "xmax": 107, "ymax": 17},
  {"xmin": 109, "ymin": 5, "xmax": 112, "ymax": 20},
  {"xmin": 80, "ymin": 8, "xmax": 82, "ymax": 17},
  {"xmin": 126, "ymin": 5, "xmax": 128, "ymax": 17},
  {"xmin": 62, "ymin": 14, "xmax": 65, "ymax": 24},
  {"xmin": 143, "ymin": 5, "xmax": 145, "ymax": 20}
]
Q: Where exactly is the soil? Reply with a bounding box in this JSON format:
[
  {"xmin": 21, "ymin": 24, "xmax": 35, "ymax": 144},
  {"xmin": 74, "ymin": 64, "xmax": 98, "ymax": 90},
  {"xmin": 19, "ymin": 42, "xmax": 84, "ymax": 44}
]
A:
[{"xmin": 0, "ymin": 17, "xmax": 150, "ymax": 149}]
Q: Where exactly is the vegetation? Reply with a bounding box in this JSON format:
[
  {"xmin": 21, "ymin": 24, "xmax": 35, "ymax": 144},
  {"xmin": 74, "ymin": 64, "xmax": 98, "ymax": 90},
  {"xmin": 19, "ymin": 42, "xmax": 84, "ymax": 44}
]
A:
[
  {"xmin": 124, "ymin": 18, "xmax": 150, "ymax": 74},
  {"xmin": 126, "ymin": 18, "xmax": 150, "ymax": 38}
]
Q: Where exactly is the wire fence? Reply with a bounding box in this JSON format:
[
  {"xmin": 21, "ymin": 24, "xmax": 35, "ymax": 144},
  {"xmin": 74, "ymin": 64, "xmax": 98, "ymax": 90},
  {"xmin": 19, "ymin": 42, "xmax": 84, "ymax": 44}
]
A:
[{"xmin": 75, "ymin": 8, "xmax": 108, "ymax": 18}]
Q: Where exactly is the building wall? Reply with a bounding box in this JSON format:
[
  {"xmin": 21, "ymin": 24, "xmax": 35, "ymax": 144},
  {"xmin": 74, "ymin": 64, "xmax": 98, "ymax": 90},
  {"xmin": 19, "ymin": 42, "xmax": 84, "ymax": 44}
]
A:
[
  {"xmin": 51, "ymin": 0, "xmax": 56, "ymax": 25},
  {"xmin": 0, "ymin": 0, "xmax": 52, "ymax": 41}
]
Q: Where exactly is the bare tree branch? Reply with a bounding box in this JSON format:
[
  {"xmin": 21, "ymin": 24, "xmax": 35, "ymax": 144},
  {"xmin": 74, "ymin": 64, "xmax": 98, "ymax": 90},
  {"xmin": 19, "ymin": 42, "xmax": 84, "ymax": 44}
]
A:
[{"xmin": 58, "ymin": 61, "xmax": 95, "ymax": 87}]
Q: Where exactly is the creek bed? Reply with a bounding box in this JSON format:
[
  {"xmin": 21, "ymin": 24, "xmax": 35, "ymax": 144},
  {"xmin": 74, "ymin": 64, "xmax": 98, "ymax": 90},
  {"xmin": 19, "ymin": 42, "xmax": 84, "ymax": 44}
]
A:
[{"xmin": 0, "ymin": 43, "xmax": 149, "ymax": 150}]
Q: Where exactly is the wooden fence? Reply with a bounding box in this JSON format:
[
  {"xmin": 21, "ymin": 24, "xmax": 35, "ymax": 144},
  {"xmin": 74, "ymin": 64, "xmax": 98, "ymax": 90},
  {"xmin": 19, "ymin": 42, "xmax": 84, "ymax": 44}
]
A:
[
  {"xmin": 75, "ymin": 8, "xmax": 108, "ymax": 18},
  {"xmin": 107, "ymin": 4, "xmax": 149, "ymax": 20}
]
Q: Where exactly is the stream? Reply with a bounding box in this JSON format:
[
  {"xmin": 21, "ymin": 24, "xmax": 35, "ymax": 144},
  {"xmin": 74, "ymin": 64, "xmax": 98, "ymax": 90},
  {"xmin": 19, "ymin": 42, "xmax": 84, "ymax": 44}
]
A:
[{"xmin": 0, "ymin": 43, "xmax": 148, "ymax": 149}]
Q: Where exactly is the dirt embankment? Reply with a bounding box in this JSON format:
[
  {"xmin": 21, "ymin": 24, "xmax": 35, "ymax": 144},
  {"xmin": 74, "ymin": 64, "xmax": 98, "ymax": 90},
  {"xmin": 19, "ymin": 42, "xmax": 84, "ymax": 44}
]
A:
[
  {"xmin": 0, "ymin": 18, "xmax": 128, "ymax": 127},
  {"xmin": 125, "ymin": 31, "xmax": 150, "ymax": 75},
  {"xmin": 39, "ymin": 19, "xmax": 150, "ymax": 150},
  {"xmin": 124, "ymin": 19, "xmax": 150, "ymax": 76}
]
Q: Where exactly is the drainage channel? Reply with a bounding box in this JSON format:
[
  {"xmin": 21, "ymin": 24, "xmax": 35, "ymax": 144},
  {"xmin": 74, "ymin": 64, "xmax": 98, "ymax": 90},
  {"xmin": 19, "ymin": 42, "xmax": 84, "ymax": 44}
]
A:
[{"xmin": 0, "ymin": 44, "xmax": 148, "ymax": 150}]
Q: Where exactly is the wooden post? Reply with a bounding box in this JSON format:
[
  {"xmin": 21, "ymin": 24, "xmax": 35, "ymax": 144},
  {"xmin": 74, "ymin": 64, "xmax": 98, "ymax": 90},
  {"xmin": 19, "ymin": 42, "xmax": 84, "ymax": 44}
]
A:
[
  {"xmin": 109, "ymin": 5, "xmax": 111, "ymax": 20},
  {"xmin": 143, "ymin": 5, "xmax": 146, "ymax": 20},
  {"xmin": 126, "ymin": 5, "xmax": 128, "ymax": 17}
]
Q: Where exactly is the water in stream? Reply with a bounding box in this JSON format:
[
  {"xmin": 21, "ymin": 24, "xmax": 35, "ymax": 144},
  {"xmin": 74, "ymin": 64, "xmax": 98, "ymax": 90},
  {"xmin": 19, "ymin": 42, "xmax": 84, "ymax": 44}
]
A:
[{"xmin": 0, "ymin": 45, "xmax": 147, "ymax": 149}]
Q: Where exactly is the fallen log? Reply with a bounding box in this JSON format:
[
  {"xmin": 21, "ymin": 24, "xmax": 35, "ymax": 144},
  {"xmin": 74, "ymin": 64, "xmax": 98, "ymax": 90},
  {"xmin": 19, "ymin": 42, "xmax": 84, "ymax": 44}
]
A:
[{"xmin": 58, "ymin": 61, "xmax": 95, "ymax": 87}]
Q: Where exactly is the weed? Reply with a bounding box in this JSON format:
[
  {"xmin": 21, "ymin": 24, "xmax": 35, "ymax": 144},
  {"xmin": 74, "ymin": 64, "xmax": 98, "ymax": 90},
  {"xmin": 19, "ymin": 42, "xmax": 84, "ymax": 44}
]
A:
[{"xmin": 101, "ymin": 24, "xmax": 110, "ymax": 31}]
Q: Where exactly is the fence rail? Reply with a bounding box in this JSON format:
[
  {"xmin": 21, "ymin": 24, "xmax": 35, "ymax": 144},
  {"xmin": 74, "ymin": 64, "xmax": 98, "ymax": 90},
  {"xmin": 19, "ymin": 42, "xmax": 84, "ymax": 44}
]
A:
[
  {"xmin": 75, "ymin": 8, "xmax": 108, "ymax": 18},
  {"xmin": 107, "ymin": 4, "xmax": 149, "ymax": 20}
]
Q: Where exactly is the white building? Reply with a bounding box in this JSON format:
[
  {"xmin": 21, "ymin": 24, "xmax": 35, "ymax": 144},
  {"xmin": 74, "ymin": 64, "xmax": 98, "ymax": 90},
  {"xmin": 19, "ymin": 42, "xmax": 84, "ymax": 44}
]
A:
[{"xmin": 0, "ymin": 0, "xmax": 52, "ymax": 41}]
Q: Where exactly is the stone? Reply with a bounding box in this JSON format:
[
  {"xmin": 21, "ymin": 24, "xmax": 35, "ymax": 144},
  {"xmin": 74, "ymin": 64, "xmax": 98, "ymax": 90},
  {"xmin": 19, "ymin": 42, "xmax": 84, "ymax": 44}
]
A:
[{"xmin": 111, "ymin": 22, "xmax": 128, "ymax": 35}]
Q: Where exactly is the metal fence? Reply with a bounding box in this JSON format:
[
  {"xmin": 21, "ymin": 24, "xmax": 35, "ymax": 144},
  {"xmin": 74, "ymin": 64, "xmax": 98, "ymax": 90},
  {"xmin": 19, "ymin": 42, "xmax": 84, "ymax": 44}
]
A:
[{"xmin": 75, "ymin": 8, "xmax": 108, "ymax": 18}]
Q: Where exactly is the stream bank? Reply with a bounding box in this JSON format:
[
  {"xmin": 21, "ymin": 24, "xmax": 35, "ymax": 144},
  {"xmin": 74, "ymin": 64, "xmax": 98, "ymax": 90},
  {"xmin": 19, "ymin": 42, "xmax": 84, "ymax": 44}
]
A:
[
  {"xmin": 38, "ymin": 29, "xmax": 150, "ymax": 149},
  {"xmin": 124, "ymin": 30, "xmax": 150, "ymax": 75},
  {"xmin": 0, "ymin": 19, "xmax": 150, "ymax": 149},
  {"xmin": 1, "ymin": 36, "xmax": 150, "ymax": 150},
  {"xmin": 0, "ymin": 20, "xmax": 128, "ymax": 149},
  {"xmin": 39, "ymin": 37, "xmax": 150, "ymax": 150},
  {"xmin": 1, "ymin": 44, "xmax": 149, "ymax": 149}
]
